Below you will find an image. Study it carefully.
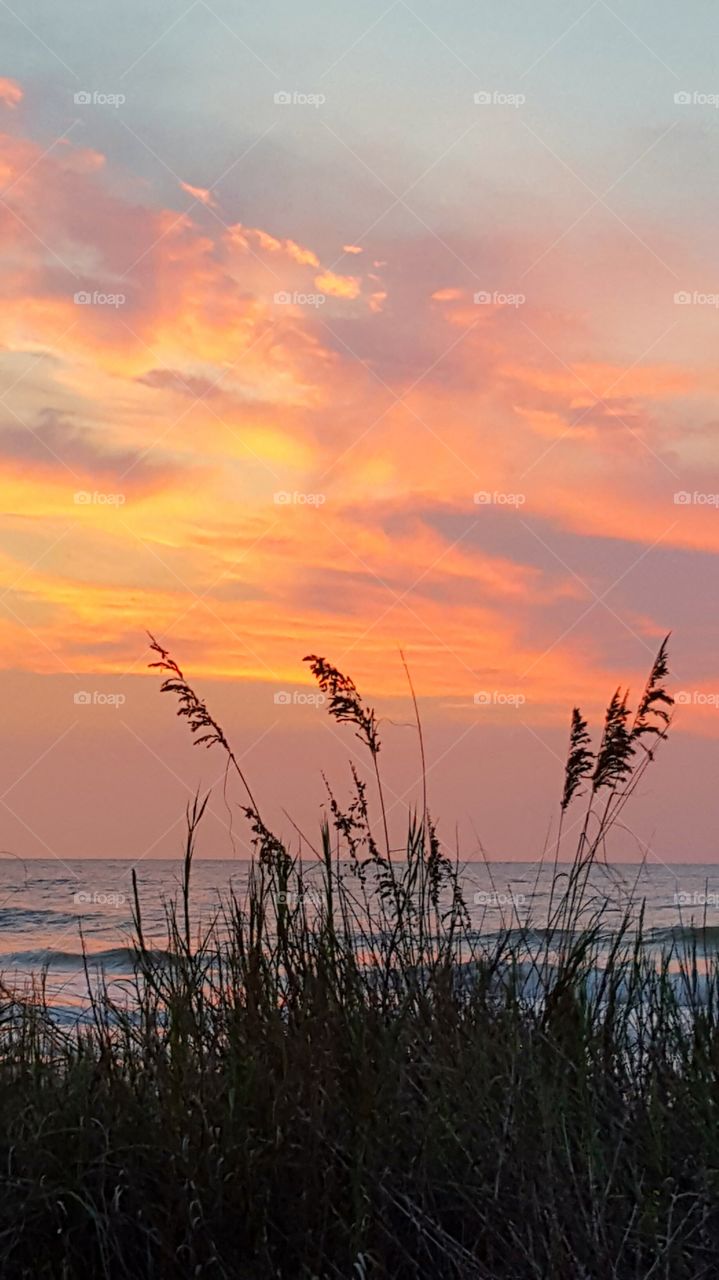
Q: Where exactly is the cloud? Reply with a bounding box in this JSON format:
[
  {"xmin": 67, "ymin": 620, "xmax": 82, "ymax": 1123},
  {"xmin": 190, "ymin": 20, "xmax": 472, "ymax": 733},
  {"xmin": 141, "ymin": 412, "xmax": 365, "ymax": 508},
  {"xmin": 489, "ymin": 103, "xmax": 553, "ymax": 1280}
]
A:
[
  {"xmin": 0, "ymin": 408, "xmax": 189, "ymax": 495},
  {"xmin": 314, "ymin": 271, "xmax": 361, "ymax": 299},
  {"xmin": 235, "ymin": 225, "xmax": 320, "ymax": 268},
  {"xmin": 0, "ymin": 79, "xmax": 22, "ymax": 109},
  {"xmin": 179, "ymin": 180, "xmax": 217, "ymax": 208},
  {"xmin": 0, "ymin": 103, "xmax": 714, "ymax": 727},
  {"xmin": 431, "ymin": 287, "xmax": 464, "ymax": 302}
]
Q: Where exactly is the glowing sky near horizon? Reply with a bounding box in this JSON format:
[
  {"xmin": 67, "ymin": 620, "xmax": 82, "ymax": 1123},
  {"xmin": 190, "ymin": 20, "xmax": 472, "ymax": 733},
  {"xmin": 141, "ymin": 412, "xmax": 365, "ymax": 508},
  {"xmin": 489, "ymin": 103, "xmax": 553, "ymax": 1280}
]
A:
[{"xmin": 1, "ymin": 0, "xmax": 719, "ymax": 863}]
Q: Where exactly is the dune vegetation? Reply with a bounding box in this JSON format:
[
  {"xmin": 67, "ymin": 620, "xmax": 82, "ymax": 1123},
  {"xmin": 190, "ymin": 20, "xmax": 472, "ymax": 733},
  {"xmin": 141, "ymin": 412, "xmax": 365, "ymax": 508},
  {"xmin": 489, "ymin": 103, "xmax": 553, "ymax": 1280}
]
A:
[{"xmin": 3, "ymin": 637, "xmax": 719, "ymax": 1279}]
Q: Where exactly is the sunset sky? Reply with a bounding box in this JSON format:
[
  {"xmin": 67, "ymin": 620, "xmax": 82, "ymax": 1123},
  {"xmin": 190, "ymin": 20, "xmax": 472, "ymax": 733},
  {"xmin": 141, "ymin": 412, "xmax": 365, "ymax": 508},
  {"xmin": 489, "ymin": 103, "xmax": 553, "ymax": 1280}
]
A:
[{"xmin": 1, "ymin": 0, "xmax": 718, "ymax": 862}]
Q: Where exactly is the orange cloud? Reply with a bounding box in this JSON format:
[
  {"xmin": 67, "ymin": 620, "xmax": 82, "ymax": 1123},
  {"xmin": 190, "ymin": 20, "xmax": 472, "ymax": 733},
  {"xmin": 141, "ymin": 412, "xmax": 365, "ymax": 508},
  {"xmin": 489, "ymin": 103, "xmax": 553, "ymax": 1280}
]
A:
[
  {"xmin": 0, "ymin": 106, "xmax": 716, "ymax": 739},
  {"xmin": 314, "ymin": 271, "xmax": 361, "ymax": 299},
  {"xmin": 432, "ymin": 287, "xmax": 464, "ymax": 302},
  {"xmin": 250, "ymin": 227, "xmax": 319, "ymax": 267}
]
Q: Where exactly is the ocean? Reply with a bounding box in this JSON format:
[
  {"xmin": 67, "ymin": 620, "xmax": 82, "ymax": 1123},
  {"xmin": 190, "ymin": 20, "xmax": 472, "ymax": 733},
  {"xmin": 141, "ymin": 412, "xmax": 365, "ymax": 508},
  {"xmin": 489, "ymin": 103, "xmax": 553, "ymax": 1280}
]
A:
[{"xmin": 1, "ymin": 858, "xmax": 718, "ymax": 1022}]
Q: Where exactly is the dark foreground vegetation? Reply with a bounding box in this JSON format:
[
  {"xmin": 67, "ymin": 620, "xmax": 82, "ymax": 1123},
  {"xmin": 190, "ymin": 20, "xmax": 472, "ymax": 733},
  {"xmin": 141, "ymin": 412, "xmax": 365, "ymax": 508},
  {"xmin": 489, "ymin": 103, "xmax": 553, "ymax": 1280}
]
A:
[{"xmin": 3, "ymin": 638, "xmax": 719, "ymax": 1279}]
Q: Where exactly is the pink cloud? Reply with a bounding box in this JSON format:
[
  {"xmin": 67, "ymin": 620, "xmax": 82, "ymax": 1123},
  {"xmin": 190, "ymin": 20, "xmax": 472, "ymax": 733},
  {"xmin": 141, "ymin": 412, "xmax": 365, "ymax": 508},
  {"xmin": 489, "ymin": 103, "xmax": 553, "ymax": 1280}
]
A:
[
  {"xmin": 0, "ymin": 79, "xmax": 22, "ymax": 109},
  {"xmin": 179, "ymin": 180, "xmax": 217, "ymax": 208}
]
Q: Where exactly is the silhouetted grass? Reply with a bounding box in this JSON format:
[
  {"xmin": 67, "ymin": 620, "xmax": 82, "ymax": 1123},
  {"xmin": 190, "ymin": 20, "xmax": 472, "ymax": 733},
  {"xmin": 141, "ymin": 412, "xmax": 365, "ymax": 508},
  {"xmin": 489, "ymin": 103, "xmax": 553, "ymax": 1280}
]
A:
[{"xmin": 3, "ymin": 637, "xmax": 718, "ymax": 1279}]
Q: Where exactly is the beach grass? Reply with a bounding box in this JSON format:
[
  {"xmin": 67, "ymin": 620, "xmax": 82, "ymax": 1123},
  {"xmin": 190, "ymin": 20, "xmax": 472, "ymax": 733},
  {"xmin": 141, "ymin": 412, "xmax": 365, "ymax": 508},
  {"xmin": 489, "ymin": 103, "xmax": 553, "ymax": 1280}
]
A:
[{"xmin": 2, "ymin": 638, "xmax": 719, "ymax": 1278}]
